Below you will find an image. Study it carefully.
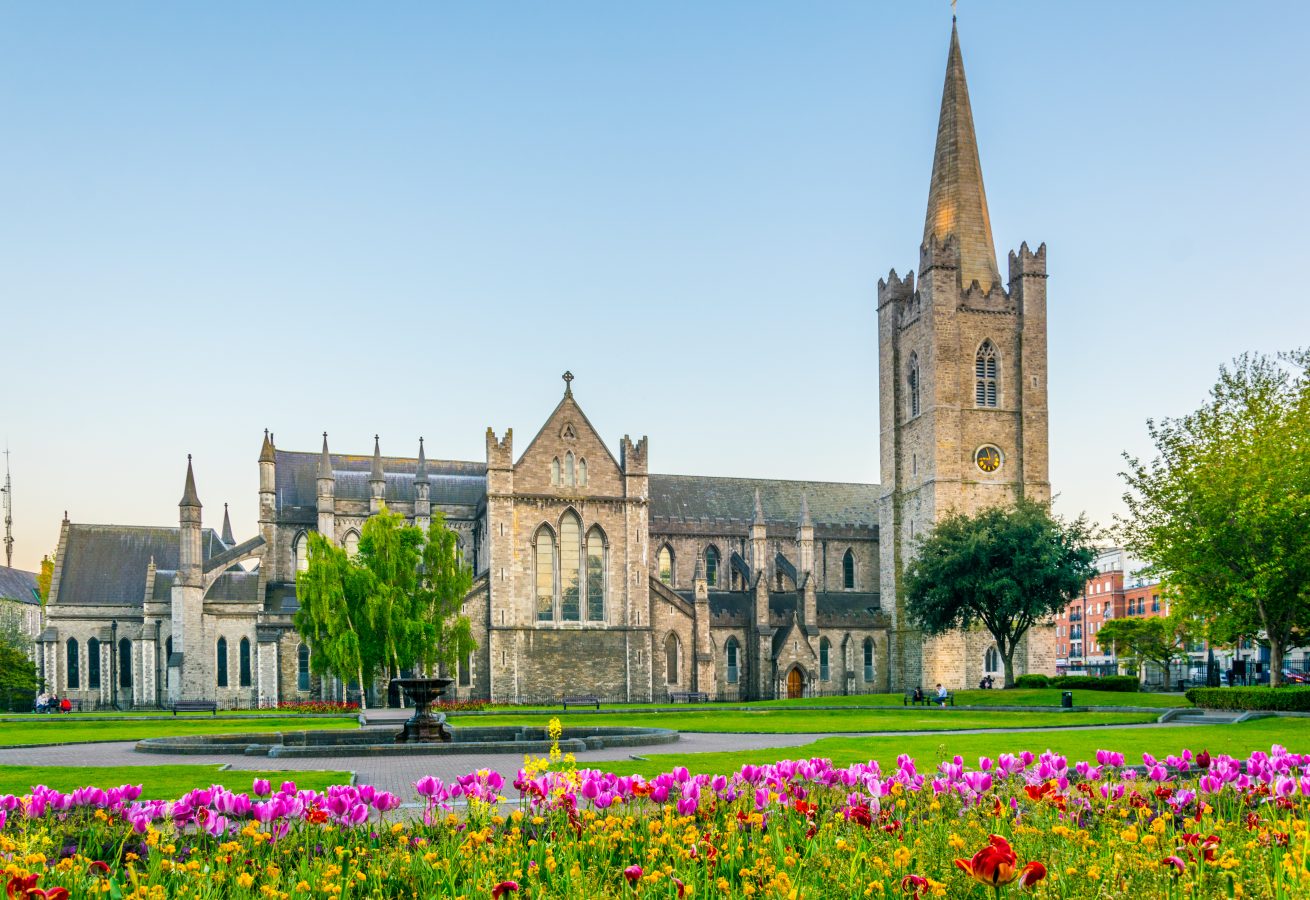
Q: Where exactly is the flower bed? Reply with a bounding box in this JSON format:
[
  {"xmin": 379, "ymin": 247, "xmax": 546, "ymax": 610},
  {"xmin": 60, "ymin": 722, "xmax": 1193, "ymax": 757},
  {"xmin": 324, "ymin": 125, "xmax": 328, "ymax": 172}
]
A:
[
  {"xmin": 270, "ymin": 701, "xmax": 360, "ymax": 714},
  {"xmin": 1, "ymin": 744, "xmax": 1308, "ymax": 897}
]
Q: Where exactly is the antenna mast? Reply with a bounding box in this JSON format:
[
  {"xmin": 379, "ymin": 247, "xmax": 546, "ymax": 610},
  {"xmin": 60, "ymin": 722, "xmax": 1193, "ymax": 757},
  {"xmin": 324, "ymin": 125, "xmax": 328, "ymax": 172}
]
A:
[{"xmin": 1, "ymin": 447, "xmax": 12, "ymax": 568}]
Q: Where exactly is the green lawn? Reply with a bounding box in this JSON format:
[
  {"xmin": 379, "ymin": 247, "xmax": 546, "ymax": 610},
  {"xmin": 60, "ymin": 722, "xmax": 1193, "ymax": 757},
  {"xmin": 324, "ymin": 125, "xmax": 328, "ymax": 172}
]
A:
[
  {"xmin": 0, "ymin": 765, "xmax": 351, "ymax": 799},
  {"xmin": 610, "ymin": 718, "xmax": 1308, "ymax": 779},
  {"xmin": 451, "ymin": 708, "xmax": 1158, "ymax": 734},
  {"xmin": 0, "ymin": 716, "xmax": 358, "ymax": 747},
  {"xmin": 484, "ymin": 688, "xmax": 1190, "ymax": 713}
]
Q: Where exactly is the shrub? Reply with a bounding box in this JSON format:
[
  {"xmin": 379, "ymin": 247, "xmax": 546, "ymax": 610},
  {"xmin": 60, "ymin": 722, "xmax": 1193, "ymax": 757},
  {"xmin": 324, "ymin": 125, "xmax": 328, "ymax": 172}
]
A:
[
  {"xmin": 1014, "ymin": 674, "xmax": 1050, "ymax": 689},
  {"xmin": 1050, "ymin": 675, "xmax": 1139, "ymax": 692},
  {"xmin": 273, "ymin": 700, "xmax": 361, "ymax": 714},
  {"xmin": 1185, "ymin": 686, "xmax": 1310, "ymax": 712}
]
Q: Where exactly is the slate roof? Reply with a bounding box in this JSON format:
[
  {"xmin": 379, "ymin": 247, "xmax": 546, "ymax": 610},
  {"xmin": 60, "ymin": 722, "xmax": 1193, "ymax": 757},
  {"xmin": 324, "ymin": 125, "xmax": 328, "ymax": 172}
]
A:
[
  {"xmin": 205, "ymin": 571, "xmax": 261, "ymax": 604},
  {"xmin": 698, "ymin": 590, "xmax": 882, "ymax": 628},
  {"xmin": 649, "ymin": 475, "xmax": 878, "ymax": 528},
  {"xmin": 274, "ymin": 450, "xmax": 485, "ymax": 510},
  {"xmin": 54, "ymin": 525, "xmax": 225, "ymax": 607},
  {"xmin": 0, "ymin": 566, "xmax": 39, "ymax": 605}
]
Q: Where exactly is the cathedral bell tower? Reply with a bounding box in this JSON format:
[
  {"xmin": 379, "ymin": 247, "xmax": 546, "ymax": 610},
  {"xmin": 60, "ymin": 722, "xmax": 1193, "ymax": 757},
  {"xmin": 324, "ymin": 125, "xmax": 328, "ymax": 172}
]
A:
[{"xmin": 877, "ymin": 19, "xmax": 1052, "ymax": 692}]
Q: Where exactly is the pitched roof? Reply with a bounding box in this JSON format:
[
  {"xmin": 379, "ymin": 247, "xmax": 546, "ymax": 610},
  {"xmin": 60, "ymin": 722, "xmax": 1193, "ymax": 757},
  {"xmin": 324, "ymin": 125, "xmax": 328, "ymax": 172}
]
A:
[
  {"xmin": 649, "ymin": 475, "xmax": 878, "ymax": 529},
  {"xmin": 923, "ymin": 21, "xmax": 1000, "ymax": 293},
  {"xmin": 0, "ymin": 566, "xmax": 39, "ymax": 605},
  {"xmin": 275, "ymin": 450, "xmax": 485, "ymax": 510},
  {"xmin": 54, "ymin": 524, "xmax": 225, "ymax": 607}
]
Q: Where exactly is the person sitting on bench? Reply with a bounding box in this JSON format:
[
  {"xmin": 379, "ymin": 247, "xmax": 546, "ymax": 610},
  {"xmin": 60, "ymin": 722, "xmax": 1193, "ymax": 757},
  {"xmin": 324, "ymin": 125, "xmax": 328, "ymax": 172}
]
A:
[
  {"xmin": 912, "ymin": 686, "xmax": 924, "ymax": 704},
  {"xmin": 935, "ymin": 683, "xmax": 948, "ymax": 707},
  {"xmin": 59, "ymin": 697, "xmax": 72, "ymax": 713}
]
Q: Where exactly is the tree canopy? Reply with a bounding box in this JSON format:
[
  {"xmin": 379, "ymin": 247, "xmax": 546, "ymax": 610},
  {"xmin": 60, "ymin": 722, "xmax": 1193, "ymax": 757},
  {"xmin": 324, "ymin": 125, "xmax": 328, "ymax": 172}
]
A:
[
  {"xmin": 902, "ymin": 497, "xmax": 1098, "ymax": 687},
  {"xmin": 1120, "ymin": 349, "xmax": 1310, "ymax": 686},
  {"xmin": 294, "ymin": 507, "xmax": 475, "ymax": 708},
  {"xmin": 1096, "ymin": 611, "xmax": 1193, "ymax": 691}
]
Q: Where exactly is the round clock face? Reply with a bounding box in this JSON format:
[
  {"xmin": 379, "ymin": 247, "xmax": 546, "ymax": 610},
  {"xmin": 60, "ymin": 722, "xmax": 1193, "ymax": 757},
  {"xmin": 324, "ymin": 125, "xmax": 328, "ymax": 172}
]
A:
[{"xmin": 975, "ymin": 445, "xmax": 1003, "ymax": 473}]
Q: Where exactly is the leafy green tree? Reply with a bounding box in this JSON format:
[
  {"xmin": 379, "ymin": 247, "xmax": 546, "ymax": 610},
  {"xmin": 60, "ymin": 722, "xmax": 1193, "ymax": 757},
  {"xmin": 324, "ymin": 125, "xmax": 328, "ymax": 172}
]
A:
[
  {"xmin": 294, "ymin": 505, "xmax": 476, "ymax": 707},
  {"xmin": 903, "ymin": 497, "xmax": 1098, "ymax": 688},
  {"xmin": 36, "ymin": 554, "xmax": 54, "ymax": 603},
  {"xmin": 0, "ymin": 642, "xmax": 38, "ymax": 712},
  {"xmin": 1120, "ymin": 350, "xmax": 1310, "ymax": 686},
  {"xmin": 1097, "ymin": 611, "xmax": 1193, "ymax": 691}
]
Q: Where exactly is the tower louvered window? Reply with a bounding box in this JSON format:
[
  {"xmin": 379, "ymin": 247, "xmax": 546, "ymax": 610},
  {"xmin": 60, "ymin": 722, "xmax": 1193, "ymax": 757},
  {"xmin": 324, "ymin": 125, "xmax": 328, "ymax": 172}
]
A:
[
  {"xmin": 975, "ymin": 341, "xmax": 998, "ymax": 407},
  {"xmin": 908, "ymin": 352, "xmax": 921, "ymax": 417}
]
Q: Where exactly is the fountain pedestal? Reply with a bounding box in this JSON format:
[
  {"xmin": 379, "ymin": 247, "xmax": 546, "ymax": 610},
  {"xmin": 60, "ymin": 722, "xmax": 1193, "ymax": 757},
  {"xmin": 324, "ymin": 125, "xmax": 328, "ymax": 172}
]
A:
[{"xmin": 390, "ymin": 677, "xmax": 455, "ymax": 743}]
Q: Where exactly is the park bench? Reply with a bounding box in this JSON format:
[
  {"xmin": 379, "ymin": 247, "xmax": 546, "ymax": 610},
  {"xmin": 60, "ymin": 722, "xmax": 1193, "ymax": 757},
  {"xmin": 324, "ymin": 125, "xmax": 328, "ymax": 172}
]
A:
[
  {"xmin": 903, "ymin": 691, "xmax": 955, "ymax": 707},
  {"xmin": 562, "ymin": 696, "xmax": 600, "ymax": 711},
  {"xmin": 170, "ymin": 700, "xmax": 218, "ymax": 716},
  {"xmin": 669, "ymin": 691, "xmax": 710, "ymax": 703}
]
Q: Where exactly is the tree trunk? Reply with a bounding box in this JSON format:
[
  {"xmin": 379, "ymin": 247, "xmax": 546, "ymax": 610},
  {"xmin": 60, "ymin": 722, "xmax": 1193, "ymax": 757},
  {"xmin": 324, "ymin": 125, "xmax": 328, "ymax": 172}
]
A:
[
  {"xmin": 1159, "ymin": 660, "xmax": 1171, "ymax": 691},
  {"xmin": 1270, "ymin": 640, "xmax": 1285, "ymax": 688},
  {"xmin": 356, "ymin": 665, "xmax": 368, "ymax": 711},
  {"xmin": 1001, "ymin": 648, "xmax": 1016, "ymax": 689}
]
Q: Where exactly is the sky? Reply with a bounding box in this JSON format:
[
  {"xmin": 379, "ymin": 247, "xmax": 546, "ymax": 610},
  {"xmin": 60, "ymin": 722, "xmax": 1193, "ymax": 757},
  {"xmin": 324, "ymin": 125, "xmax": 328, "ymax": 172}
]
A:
[{"xmin": 2, "ymin": 2, "xmax": 1308, "ymax": 573}]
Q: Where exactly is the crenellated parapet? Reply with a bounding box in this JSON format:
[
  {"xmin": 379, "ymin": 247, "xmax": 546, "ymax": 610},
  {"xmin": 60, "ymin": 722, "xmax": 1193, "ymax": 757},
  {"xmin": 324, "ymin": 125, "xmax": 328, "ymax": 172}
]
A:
[
  {"xmin": 621, "ymin": 435, "xmax": 648, "ymax": 475},
  {"xmin": 1008, "ymin": 241, "xmax": 1048, "ymax": 281}
]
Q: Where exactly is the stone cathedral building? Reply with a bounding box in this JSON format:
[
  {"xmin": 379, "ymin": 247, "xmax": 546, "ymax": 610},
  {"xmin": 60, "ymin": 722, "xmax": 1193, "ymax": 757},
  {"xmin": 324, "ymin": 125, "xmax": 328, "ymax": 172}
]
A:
[{"xmin": 36, "ymin": 21, "xmax": 1054, "ymax": 707}]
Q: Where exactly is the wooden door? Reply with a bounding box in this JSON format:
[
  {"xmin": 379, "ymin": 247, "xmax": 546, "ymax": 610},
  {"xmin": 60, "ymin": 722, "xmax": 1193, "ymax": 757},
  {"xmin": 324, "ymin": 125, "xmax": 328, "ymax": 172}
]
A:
[{"xmin": 787, "ymin": 667, "xmax": 803, "ymax": 699}]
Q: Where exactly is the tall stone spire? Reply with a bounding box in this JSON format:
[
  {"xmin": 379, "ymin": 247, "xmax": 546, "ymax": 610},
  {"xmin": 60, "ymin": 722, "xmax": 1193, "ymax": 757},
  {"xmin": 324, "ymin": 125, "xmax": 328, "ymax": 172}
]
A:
[
  {"xmin": 370, "ymin": 435, "xmax": 384, "ymax": 482},
  {"xmin": 221, "ymin": 503, "xmax": 235, "ymax": 546},
  {"xmin": 317, "ymin": 433, "xmax": 334, "ymax": 480},
  {"xmin": 414, "ymin": 436, "xmax": 428, "ymax": 484},
  {"xmin": 369, "ymin": 435, "xmax": 385, "ymax": 514},
  {"xmin": 259, "ymin": 429, "xmax": 276, "ymax": 464},
  {"xmin": 179, "ymin": 455, "xmax": 202, "ymax": 509},
  {"xmin": 923, "ymin": 20, "xmax": 1000, "ymax": 293}
]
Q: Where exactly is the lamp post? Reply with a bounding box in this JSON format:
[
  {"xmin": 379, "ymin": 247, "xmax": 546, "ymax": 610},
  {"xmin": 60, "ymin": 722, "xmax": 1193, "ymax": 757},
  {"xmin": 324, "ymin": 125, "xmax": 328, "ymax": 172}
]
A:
[{"xmin": 110, "ymin": 619, "xmax": 118, "ymax": 709}]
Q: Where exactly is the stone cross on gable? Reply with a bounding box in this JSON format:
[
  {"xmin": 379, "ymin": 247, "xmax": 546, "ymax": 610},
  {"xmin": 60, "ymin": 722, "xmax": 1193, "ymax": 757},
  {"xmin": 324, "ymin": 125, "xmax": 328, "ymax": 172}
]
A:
[{"xmin": 562, "ymin": 371, "xmax": 574, "ymax": 395}]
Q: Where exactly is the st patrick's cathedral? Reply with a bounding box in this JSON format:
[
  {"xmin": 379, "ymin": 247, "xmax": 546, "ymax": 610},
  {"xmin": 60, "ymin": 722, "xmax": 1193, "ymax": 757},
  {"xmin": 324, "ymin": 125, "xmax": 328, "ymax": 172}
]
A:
[{"xmin": 37, "ymin": 22, "xmax": 1055, "ymax": 707}]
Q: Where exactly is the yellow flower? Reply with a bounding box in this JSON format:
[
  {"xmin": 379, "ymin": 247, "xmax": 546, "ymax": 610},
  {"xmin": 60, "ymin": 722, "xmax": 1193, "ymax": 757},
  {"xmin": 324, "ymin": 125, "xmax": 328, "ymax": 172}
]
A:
[
  {"xmin": 893, "ymin": 846, "xmax": 912, "ymax": 868},
  {"xmin": 236, "ymin": 873, "xmax": 255, "ymax": 890}
]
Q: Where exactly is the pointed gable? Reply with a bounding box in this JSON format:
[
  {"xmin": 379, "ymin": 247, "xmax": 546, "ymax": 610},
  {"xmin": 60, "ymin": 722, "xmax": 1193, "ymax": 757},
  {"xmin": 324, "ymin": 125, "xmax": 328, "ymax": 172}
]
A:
[{"xmin": 514, "ymin": 380, "xmax": 624, "ymax": 496}]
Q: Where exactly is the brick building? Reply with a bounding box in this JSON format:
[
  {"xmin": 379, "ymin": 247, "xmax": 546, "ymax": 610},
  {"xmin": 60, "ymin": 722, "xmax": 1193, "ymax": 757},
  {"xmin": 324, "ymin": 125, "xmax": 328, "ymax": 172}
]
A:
[{"xmin": 37, "ymin": 19, "xmax": 1059, "ymax": 706}]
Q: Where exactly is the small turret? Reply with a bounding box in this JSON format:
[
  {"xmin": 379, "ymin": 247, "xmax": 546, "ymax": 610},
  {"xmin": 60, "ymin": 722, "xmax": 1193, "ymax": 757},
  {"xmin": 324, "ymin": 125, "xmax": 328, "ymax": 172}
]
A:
[
  {"xmin": 316, "ymin": 433, "xmax": 336, "ymax": 543},
  {"xmin": 259, "ymin": 429, "xmax": 276, "ymax": 464},
  {"xmin": 369, "ymin": 435, "xmax": 385, "ymax": 514},
  {"xmin": 179, "ymin": 454, "xmax": 202, "ymax": 512},
  {"xmin": 751, "ymin": 489, "xmax": 770, "ymax": 627},
  {"xmin": 797, "ymin": 493, "xmax": 817, "ymax": 633},
  {"xmin": 414, "ymin": 437, "xmax": 431, "ymax": 531},
  {"xmin": 221, "ymin": 503, "xmax": 235, "ymax": 547},
  {"xmin": 177, "ymin": 456, "xmax": 203, "ymax": 587}
]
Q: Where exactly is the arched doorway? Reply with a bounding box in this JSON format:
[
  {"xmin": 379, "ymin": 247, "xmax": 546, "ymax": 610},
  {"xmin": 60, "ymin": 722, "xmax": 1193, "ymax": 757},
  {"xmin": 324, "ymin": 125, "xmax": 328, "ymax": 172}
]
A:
[{"xmin": 786, "ymin": 667, "xmax": 805, "ymax": 699}]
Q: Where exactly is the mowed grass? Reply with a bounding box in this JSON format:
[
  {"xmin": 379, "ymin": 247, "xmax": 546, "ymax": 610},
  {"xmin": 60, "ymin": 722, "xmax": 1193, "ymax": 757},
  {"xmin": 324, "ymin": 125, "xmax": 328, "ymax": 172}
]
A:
[
  {"xmin": 611, "ymin": 718, "xmax": 1309, "ymax": 779},
  {"xmin": 0, "ymin": 765, "xmax": 350, "ymax": 799},
  {"xmin": 451, "ymin": 709, "xmax": 1159, "ymax": 734},
  {"xmin": 0, "ymin": 716, "xmax": 358, "ymax": 747},
  {"xmin": 486, "ymin": 689, "xmax": 1190, "ymax": 713}
]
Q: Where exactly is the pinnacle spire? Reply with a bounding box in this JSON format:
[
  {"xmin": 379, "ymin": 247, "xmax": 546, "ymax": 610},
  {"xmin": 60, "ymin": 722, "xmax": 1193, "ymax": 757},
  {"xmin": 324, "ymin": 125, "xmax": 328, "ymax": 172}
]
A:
[
  {"xmin": 221, "ymin": 502, "xmax": 235, "ymax": 545},
  {"xmin": 415, "ymin": 437, "xmax": 428, "ymax": 483},
  {"xmin": 693, "ymin": 556, "xmax": 704, "ymax": 582},
  {"xmin": 179, "ymin": 455, "xmax": 202, "ymax": 509},
  {"xmin": 318, "ymin": 433, "xmax": 334, "ymax": 480},
  {"xmin": 923, "ymin": 20, "xmax": 1000, "ymax": 293},
  {"xmin": 259, "ymin": 429, "xmax": 276, "ymax": 463},
  {"xmin": 753, "ymin": 488, "xmax": 765, "ymax": 525},
  {"xmin": 799, "ymin": 492, "xmax": 811, "ymax": 527},
  {"xmin": 370, "ymin": 435, "xmax": 384, "ymax": 482}
]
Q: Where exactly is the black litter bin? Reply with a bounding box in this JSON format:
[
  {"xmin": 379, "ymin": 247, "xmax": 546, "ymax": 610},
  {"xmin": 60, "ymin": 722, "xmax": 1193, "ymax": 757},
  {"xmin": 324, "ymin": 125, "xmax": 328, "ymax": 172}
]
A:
[{"xmin": 1061, "ymin": 691, "xmax": 1073, "ymax": 709}]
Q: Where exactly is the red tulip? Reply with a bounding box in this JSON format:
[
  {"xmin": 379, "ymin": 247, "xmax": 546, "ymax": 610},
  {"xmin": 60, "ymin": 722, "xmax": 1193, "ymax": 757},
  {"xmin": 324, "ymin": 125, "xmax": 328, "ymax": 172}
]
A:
[
  {"xmin": 1016, "ymin": 861, "xmax": 1046, "ymax": 889},
  {"xmin": 623, "ymin": 865, "xmax": 643, "ymax": 884},
  {"xmin": 1162, "ymin": 856, "xmax": 1186, "ymax": 876},
  {"xmin": 8, "ymin": 875, "xmax": 40, "ymax": 899},
  {"xmin": 1196, "ymin": 750, "xmax": 1211, "ymax": 769},
  {"xmin": 900, "ymin": 874, "xmax": 929, "ymax": 898},
  {"xmin": 954, "ymin": 834, "xmax": 1019, "ymax": 887},
  {"xmin": 491, "ymin": 881, "xmax": 519, "ymax": 899},
  {"xmin": 87, "ymin": 862, "xmax": 110, "ymax": 877}
]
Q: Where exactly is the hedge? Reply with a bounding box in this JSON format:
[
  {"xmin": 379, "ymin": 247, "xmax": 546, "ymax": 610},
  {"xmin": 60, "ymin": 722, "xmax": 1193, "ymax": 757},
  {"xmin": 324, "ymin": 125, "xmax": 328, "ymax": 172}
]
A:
[
  {"xmin": 1015, "ymin": 674, "xmax": 1050, "ymax": 688},
  {"xmin": 1050, "ymin": 675, "xmax": 1139, "ymax": 692},
  {"xmin": 1185, "ymin": 686, "xmax": 1310, "ymax": 712}
]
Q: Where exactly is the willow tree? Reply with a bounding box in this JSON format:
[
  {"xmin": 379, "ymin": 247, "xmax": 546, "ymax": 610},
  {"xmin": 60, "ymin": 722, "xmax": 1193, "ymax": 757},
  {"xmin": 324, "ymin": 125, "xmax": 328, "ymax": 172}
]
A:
[
  {"xmin": 903, "ymin": 497, "xmax": 1098, "ymax": 688},
  {"xmin": 295, "ymin": 504, "xmax": 476, "ymax": 706},
  {"xmin": 1120, "ymin": 350, "xmax": 1310, "ymax": 686}
]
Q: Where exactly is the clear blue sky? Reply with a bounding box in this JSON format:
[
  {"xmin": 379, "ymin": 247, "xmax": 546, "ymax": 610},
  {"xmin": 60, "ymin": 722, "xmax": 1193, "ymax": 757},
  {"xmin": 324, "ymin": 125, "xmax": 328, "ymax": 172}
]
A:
[{"xmin": 3, "ymin": 2, "xmax": 1307, "ymax": 571}]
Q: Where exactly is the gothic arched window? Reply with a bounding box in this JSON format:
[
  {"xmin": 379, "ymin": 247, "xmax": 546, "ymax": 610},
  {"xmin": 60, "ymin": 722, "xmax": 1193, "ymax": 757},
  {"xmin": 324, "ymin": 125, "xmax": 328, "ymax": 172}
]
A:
[
  {"xmin": 216, "ymin": 637, "xmax": 229, "ymax": 688},
  {"xmin": 985, "ymin": 645, "xmax": 1000, "ymax": 673},
  {"xmin": 725, "ymin": 638, "xmax": 739, "ymax": 685},
  {"xmin": 534, "ymin": 526, "xmax": 556, "ymax": 622},
  {"xmin": 118, "ymin": 639, "xmax": 132, "ymax": 689},
  {"xmin": 87, "ymin": 637, "xmax": 101, "ymax": 690},
  {"xmin": 843, "ymin": 549, "xmax": 856, "ymax": 590},
  {"xmin": 294, "ymin": 532, "xmax": 310, "ymax": 573},
  {"xmin": 705, "ymin": 546, "xmax": 720, "ymax": 588},
  {"xmin": 565, "ymin": 452, "xmax": 576, "ymax": 488},
  {"xmin": 551, "ymin": 457, "xmax": 561, "ymax": 486},
  {"xmin": 975, "ymin": 340, "xmax": 999, "ymax": 408},
  {"xmin": 239, "ymin": 637, "xmax": 253, "ymax": 687},
  {"xmin": 343, "ymin": 530, "xmax": 360, "ymax": 558},
  {"xmin": 585, "ymin": 527, "xmax": 606, "ymax": 621},
  {"xmin": 657, "ymin": 545, "xmax": 673, "ymax": 585},
  {"xmin": 67, "ymin": 638, "xmax": 80, "ymax": 690},
  {"xmin": 665, "ymin": 633, "xmax": 680, "ymax": 685},
  {"xmin": 560, "ymin": 511, "xmax": 582, "ymax": 621},
  {"xmin": 863, "ymin": 638, "xmax": 875, "ymax": 682},
  {"xmin": 819, "ymin": 638, "xmax": 830, "ymax": 681},
  {"xmin": 578, "ymin": 458, "xmax": 588, "ymax": 487},
  {"xmin": 297, "ymin": 643, "xmax": 311, "ymax": 692},
  {"xmin": 908, "ymin": 352, "xmax": 921, "ymax": 418}
]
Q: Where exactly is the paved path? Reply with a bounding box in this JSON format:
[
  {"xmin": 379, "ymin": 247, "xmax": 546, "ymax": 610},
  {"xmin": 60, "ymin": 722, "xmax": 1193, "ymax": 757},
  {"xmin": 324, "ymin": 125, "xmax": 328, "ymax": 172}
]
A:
[{"xmin": 0, "ymin": 721, "xmax": 1191, "ymax": 801}]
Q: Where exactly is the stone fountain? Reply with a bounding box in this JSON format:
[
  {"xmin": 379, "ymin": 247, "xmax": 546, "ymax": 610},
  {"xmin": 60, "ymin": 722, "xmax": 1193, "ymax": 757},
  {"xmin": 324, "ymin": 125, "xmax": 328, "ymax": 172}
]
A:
[{"xmin": 390, "ymin": 676, "xmax": 454, "ymax": 743}]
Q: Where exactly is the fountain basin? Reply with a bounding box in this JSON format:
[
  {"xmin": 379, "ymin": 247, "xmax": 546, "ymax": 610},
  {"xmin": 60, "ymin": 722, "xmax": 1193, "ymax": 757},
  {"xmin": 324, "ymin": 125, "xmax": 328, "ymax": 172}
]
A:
[{"xmin": 135, "ymin": 724, "xmax": 678, "ymax": 758}]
